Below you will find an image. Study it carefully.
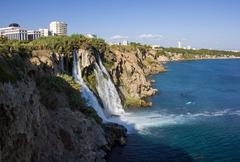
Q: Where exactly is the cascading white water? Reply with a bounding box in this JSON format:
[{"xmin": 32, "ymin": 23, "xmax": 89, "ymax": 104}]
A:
[
  {"xmin": 72, "ymin": 49, "xmax": 107, "ymax": 122},
  {"xmin": 72, "ymin": 49, "xmax": 135, "ymax": 132},
  {"xmin": 94, "ymin": 58, "xmax": 125, "ymax": 116}
]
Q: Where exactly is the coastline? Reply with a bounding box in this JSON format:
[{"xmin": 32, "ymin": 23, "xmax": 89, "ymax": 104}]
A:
[
  {"xmin": 136, "ymin": 55, "xmax": 240, "ymax": 108},
  {"xmin": 108, "ymin": 58, "xmax": 240, "ymax": 162}
]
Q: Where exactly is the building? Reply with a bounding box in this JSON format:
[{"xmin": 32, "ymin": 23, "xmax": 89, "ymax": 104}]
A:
[
  {"xmin": 187, "ymin": 45, "xmax": 191, "ymax": 50},
  {"xmin": 178, "ymin": 41, "xmax": 182, "ymax": 48},
  {"xmin": 0, "ymin": 23, "xmax": 28, "ymax": 40},
  {"xmin": 122, "ymin": 40, "xmax": 129, "ymax": 46},
  {"xmin": 49, "ymin": 21, "xmax": 67, "ymax": 36},
  {"xmin": 85, "ymin": 34, "xmax": 97, "ymax": 38},
  {"xmin": 39, "ymin": 28, "xmax": 51, "ymax": 37},
  {"xmin": 27, "ymin": 30, "xmax": 41, "ymax": 41},
  {"xmin": 151, "ymin": 45, "xmax": 161, "ymax": 49}
]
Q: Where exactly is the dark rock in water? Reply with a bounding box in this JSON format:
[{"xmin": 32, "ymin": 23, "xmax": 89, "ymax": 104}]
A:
[{"xmin": 104, "ymin": 123, "xmax": 127, "ymax": 147}]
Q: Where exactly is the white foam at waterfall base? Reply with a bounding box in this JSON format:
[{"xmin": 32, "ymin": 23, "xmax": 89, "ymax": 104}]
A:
[
  {"xmin": 72, "ymin": 50, "xmax": 107, "ymax": 122},
  {"xmin": 123, "ymin": 108, "xmax": 240, "ymax": 134}
]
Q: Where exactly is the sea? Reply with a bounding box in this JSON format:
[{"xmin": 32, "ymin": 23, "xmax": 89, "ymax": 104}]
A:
[{"xmin": 109, "ymin": 59, "xmax": 240, "ymax": 162}]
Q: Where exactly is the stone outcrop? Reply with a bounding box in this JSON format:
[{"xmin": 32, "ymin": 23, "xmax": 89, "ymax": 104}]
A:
[{"xmin": 79, "ymin": 48, "xmax": 97, "ymax": 69}]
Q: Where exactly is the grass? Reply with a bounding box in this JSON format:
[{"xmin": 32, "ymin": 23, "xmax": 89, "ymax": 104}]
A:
[
  {"xmin": 124, "ymin": 96, "xmax": 142, "ymax": 107},
  {"xmin": 36, "ymin": 74, "xmax": 102, "ymax": 124},
  {"xmin": 84, "ymin": 71, "xmax": 97, "ymax": 94},
  {"xmin": 0, "ymin": 52, "xmax": 27, "ymax": 83},
  {"xmin": 155, "ymin": 50, "xmax": 167, "ymax": 57},
  {"xmin": 144, "ymin": 57, "xmax": 155, "ymax": 65},
  {"xmin": 103, "ymin": 59, "xmax": 114, "ymax": 70}
]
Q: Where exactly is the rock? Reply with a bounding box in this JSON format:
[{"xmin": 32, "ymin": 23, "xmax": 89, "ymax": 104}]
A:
[
  {"xmin": 104, "ymin": 123, "xmax": 127, "ymax": 147},
  {"xmin": 79, "ymin": 48, "xmax": 97, "ymax": 69},
  {"xmin": 0, "ymin": 79, "xmax": 109, "ymax": 162},
  {"xmin": 104, "ymin": 47, "xmax": 166, "ymax": 107},
  {"xmin": 0, "ymin": 50, "xmax": 124, "ymax": 162},
  {"xmin": 30, "ymin": 50, "xmax": 60, "ymax": 75}
]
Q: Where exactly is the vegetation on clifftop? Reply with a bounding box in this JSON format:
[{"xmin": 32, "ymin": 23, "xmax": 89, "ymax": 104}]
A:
[
  {"xmin": 30, "ymin": 34, "xmax": 107, "ymax": 55},
  {"xmin": 157, "ymin": 47, "xmax": 240, "ymax": 57}
]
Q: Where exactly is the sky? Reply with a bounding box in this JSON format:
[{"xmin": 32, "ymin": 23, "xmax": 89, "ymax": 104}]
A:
[{"xmin": 1, "ymin": 0, "xmax": 240, "ymax": 50}]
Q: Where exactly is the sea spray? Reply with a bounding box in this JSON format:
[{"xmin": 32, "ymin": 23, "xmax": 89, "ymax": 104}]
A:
[{"xmin": 72, "ymin": 49, "xmax": 107, "ymax": 121}]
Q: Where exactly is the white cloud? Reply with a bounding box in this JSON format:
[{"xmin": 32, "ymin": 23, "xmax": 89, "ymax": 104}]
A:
[
  {"xmin": 110, "ymin": 35, "xmax": 129, "ymax": 40},
  {"xmin": 138, "ymin": 34, "xmax": 162, "ymax": 39}
]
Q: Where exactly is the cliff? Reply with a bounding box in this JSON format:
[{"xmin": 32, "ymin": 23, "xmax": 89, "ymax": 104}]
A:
[
  {"xmin": 66, "ymin": 44, "xmax": 166, "ymax": 108},
  {"xmin": 1, "ymin": 36, "xmax": 239, "ymax": 162},
  {"xmin": 103, "ymin": 46, "xmax": 165, "ymax": 107},
  {"xmin": 0, "ymin": 48, "xmax": 126, "ymax": 162}
]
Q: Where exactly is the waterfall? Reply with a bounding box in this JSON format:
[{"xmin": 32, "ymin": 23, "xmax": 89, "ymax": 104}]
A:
[
  {"xmin": 94, "ymin": 58, "xmax": 125, "ymax": 116},
  {"xmin": 72, "ymin": 49, "xmax": 135, "ymax": 132},
  {"xmin": 72, "ymin": 49, "xmax": 107, "ymax": 121}
]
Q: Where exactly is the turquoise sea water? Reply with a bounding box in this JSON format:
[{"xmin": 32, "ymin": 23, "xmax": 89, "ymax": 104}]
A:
[{"xmin": 109, "ymin": 59, "xmax": 240, "ymax": 162}]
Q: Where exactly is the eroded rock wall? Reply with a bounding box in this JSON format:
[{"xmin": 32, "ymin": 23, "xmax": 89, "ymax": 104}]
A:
[
  {"xmin": 104, "ymin": 47, "xmax": 166, "ymax": 107},
  {"xmin": 0, "ymin": 50, "xmax": 126, "ymax": 162}
]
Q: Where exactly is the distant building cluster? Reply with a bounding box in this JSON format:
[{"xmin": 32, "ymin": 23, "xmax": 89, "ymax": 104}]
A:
[
  {"xmin": 108, "ymin": 40, "xmax": 129, "ymax": 46},
  {"xmin": 0, "ymin": 21, "xmax": 67, "ymax": 41},
  {"xmin": 177, "ymin": 41, "xmax": 195, "ymax": 50}
]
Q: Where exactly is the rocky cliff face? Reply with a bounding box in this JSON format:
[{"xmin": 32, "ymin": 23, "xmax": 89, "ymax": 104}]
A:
[
  {"xmin": 103, "ymin": 46, "xmax": 165, "ymax": 107},
  {"xmin": 75, "ymin": 45, "xmax": 166, "ymax": 107},
  {"xmin": 0, "ymin": 43, "xmax": 167, "ymax": 162},
  {"xmin": 0, "ymin": 80, "xmax": 108, "ymax": 162},
  {"xmin": 0, "ymin": 50, "xmax": 126, "ymax": 162}
]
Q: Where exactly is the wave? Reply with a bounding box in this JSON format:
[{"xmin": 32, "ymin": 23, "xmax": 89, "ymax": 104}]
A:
[{"xmin": 122, "ymin": 109, "xmax": 240, "ymax": 134}]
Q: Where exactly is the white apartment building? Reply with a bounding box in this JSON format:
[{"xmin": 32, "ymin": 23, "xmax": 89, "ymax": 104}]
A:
[
  {"xmin": 39, "ymin": 28, "xmax": 51, "ymax": 37},
  {"xmin": 49, "ymin": 21, "xmax": 67, "ymax": 36},
  {"xmin": 122, "ymin": 40, "xmax": 129, "ymax": 46},
  {"xmin": 178, "ymin": 41, "xmax": 182, "ymax": 48},
  {"xmin": 27, "ymin": 30, "xmax": 41, "ymax": 41},
  {"xmin": 0, "ymin": 23, "xmax": 28, "ymax": 40}
]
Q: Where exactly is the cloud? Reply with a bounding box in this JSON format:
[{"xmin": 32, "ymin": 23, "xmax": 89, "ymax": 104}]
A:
[
  {"xmin": 138, "ymin": 34, "xmax": 162, "ymax": 39},
  {"xmin": 110, "ymin": 35, "xmax": 128, "ymax": 40}
]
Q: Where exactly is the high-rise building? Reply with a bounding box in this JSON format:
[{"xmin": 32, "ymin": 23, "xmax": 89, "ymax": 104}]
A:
[
  {"xmin": 178, "ymin": 41, "xmax": 182, "ymax": 48},
  {"xmin": 39, "ymin": 28, "xmax": 52, "ymax": 37},
  {"xmin": 49, "ymin": 21, "xmax": 67, "ymax": 36},
  {"xmin": 0, "ymin": 23, "xmax": 28, "ymax": 40}
]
